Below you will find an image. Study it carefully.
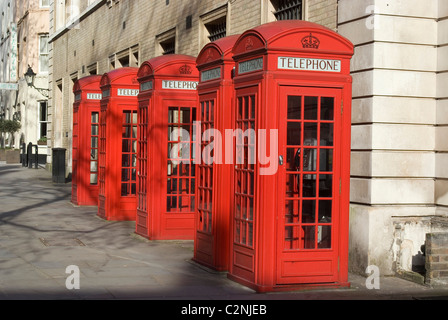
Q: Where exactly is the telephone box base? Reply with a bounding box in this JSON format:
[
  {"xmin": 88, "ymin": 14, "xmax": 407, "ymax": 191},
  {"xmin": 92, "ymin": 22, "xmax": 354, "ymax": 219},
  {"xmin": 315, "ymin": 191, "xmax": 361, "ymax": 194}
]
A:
[{"xmin": 227, "ymin": 273, "xmax": 351, "ymax": 293}]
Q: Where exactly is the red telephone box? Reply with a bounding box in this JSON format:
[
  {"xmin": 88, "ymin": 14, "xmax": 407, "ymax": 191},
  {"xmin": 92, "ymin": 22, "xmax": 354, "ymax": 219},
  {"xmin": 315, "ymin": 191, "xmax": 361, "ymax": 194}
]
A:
[
  {"xmin": 227, "ymin": 20, "xmax": 354, "ymax": 292},
  {"xmin": 193, "ymin": 35, "xmax": 240, "ymax": 271},
  {"xmin": 136, "ymin": 55, "xmax": 199, "ymax": 240},
  {"xmin": 98, "ymin": 67, "xmax": 139, "ymax": 221},
  {"xmin": 72, "ymin": 75, "xmax": 102, "ymax": 206}
]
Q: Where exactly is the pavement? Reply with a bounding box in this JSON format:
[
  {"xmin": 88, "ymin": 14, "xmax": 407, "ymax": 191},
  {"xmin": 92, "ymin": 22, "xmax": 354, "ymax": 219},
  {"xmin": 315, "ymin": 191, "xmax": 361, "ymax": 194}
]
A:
[{"xmin": 1, "ymin": 162, "xmax": 448, "ymax": 303}]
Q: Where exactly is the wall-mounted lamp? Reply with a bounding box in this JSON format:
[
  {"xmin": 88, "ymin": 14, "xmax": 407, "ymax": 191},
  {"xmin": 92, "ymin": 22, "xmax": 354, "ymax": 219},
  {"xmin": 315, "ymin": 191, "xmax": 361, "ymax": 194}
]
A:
[{"xmin": 24, "ymin": 65, "xmax": 49, "ymax": 98}]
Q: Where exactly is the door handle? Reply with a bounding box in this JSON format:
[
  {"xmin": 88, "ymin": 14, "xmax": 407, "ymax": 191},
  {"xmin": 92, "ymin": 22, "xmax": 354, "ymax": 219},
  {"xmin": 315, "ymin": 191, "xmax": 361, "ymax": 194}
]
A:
[{"xmin": 279, "ymin": 155, "xmax": 284, "ymax": 166}]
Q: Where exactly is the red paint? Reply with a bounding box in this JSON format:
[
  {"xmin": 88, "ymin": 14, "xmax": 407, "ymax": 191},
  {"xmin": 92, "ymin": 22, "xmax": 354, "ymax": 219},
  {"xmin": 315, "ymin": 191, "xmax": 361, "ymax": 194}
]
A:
[
  {"xmin": 227, "ymin": 20, "xmax": 354, "ymax": 292},
  {"xmin": 136, "ymin": 55, "xmax": 199, "ymax": 240},
  {"xmin": 194, "ymin": 35, "xmax": 240, "ymax": 271},
  {"xmin": 72, "ymin": 75, "xmax": 102, "ymax": 206},
  {"xmin": 98, "ymin": 67, "xmax": 139, "ymax": 221}
]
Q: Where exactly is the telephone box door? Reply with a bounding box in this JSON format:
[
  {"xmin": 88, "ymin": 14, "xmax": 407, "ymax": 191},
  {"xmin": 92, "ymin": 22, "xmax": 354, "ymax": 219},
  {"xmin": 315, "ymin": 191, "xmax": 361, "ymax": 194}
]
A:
[
  {"xmin": 163, "ymin": 99, "xmax": 197, "ymax": 239},
  {"xmin": 277, "ymin": 86, "xmax": 342, "ymax": 285}
]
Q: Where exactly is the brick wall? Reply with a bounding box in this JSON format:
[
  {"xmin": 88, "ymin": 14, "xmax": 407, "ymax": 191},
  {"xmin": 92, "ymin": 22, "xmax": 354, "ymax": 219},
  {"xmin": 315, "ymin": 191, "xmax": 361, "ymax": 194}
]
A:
[
  {"xmin": 307, "ymin": 0, "xmax": 338, "ymax": 31},
  {"xmin": 425, "ymin": 232, "xmax": 448, "ymax": 287}
]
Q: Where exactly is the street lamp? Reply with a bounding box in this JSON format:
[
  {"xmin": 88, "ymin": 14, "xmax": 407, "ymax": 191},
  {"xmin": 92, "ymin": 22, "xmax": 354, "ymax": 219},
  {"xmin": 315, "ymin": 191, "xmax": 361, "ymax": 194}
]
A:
[{"xmin": 24, "ymin": 65, "xmax": 49, "ymax": 98}]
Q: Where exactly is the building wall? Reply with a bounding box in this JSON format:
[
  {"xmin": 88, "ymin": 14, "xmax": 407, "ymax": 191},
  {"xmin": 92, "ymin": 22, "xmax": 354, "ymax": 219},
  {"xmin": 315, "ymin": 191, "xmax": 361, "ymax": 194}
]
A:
[
  {"xmin": 0, "ymin": 0, "xmax": 16, "ymax": 144},
  {"xmin": 48, "ymin": 0, "xmax": 338, "ymax": 171},
  {"xmin": 0, "ymin": 0, "xmax": 49, "ymax": 149},
  {"xmin": 339, "ymin": 0, "xmax": 448, "ymax": 276}
]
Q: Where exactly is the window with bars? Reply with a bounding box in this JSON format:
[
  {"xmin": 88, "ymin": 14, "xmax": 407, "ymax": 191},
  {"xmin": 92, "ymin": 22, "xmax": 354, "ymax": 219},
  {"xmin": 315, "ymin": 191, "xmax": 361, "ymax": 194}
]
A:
[
  {"xmin": 161, "ymin": 38, "xmax": 175, "ymax": 55},
  {"xmin": 272, "ymin": 0, "xmax": 303, "ymax": 21},
  {"xmin": 205, "ymin": 17, "xmax": 227, "ymax": 42}
]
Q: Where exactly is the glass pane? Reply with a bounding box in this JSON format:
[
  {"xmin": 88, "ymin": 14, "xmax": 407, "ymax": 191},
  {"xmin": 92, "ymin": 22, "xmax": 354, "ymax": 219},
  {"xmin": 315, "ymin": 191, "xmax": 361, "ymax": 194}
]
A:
[
  {"xmin": 249, "ymin": 172, "xmax": 254, "ymax": 195},
  {"xmin": 181, "ymin": 109, "xmax": 191, "ymax": 123},
  {"xmin": 40, "ymin": 35, "xmax": 49, "ymax": 53},
  {"xmin": 90, "ymin": 173, "xmax": 98, "ymax": 185},
  {"xmin": 122, "ymin": 169, "xmax": 130, "ymax": 181},
  {"xmin": 250, "ymin": 96, "xmax": 255, "ymax": 119},
  {"xmin": 304, "ymin": 123, "xmax": 317, "ymax": 146},
  {"xmin": 318, "ymin": 200, "xmax": 332, "ymax": 223},
  {"xmin": 284, "ymin": 226, "xmax": 295, "ymax": 250},
  {"xmin": 303, "ymin": 174, "xmax": 316, "ymax": 197},
  {"xmin": 39, "ymin": 55, "xmax": 49, "ymax": 73},
  {"xmin": 302, "ymin": 148, "xmax": 317, "ymax": 172},
  {"xmin": 244, "ymin": 96, "xmax": 249, "ymax": 119},
  {"xmin": 321, "ymin": 97, "xmax": 334, "ymax": 120},
  {"xmin": 235, "ymin": 196, "xmax": 241, "ymax": 219},
  {"xmin": 235, "ymin": 221, "xmax": 240, "ymax": 242},
  {"xmin": 238, "ymin": 97, "xmax": 243, "ymax": 120},
  {"xmin": 286, "ymin": 173, "xmax": 300, "ymax": 196},
  {"xmin": 249, "ymin": 197, "xmax": 254, "ymax": 220},
  {"xmin": 319, "ymin": 149, "xmax": 333, "ymax": 172},
  {"xmin": 304, "ymin": 96, "xmax": 318, "ymax": 120},
  {"xmin": 286, "ymin": 148, "xmax": 301, "ymax": 171},
  {"xmin": 131, "ymin": 183, "xmax": 136, "ymax": 195},
  {"xmin": 168, "ymin": 108, "xmax": 178, "ymax": 123},
  {"xmin": 90, "ymin": 161, "xmax": 98, "ymax": 173},
  {"xmin": 287, "ymin": 96, "xmax": 301, "ymax": 120},
  {"xmin": 91, "ymin": 112, "xmax": 99, "ymax": 123},
  {"xmin": 91, "ymin": 125, "xmax": 99, "ymax": 136},
  {"xmin": 122, "ymin": 154, "xmax": 130, "ymax": 167},
  {"xmin": 319, "ymin": 175, "xmax": 333, "ymax": 197},
  {"xmin": 91, "ymin": 149, "xmax": 98, "ymax": 160},
  {"xmin": 321, "ymin": 123, "xmax": 334, "ymax": 146},
  {"xmin": 302, "ymin": 200, "xmax": 316, "ymax": 223},
  {"xmin": 318, "ymin": 226, "xmax": 331, "ymax": 249},
  {"xmin": 287, "ymin": 122, "xmax": 301, "ymax": 146},
  {"xmin": 302, "ymin": 226, "xmax": 315, "ymax": 249},
  {"xmin": 285, "ymin": 199, "xmax": 299, "ymax": 223},
  {"xmin": 91, "ymin": 137, "xmax": 98, "ymax": 148},
  {"xmin": 122, "ymin": 140, "xmax": 131, "ymax": 153},
  {"xmin": 121, "ymin": 183, "xmax": 129, "ymax": 196},
  {"xmin": 248, "ymin": 223, "xmax": 253, "ymax": 247},
  {"xmin": 190, "ymin": 196, "xmax": 195, "ymax": 211}
]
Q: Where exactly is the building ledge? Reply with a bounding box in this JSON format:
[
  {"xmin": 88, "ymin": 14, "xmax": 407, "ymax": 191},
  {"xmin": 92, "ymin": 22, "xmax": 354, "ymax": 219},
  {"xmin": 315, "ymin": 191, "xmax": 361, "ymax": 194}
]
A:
[{"xmin": 49, "ymin": 0, "xmax": 106, "ymax": 43}]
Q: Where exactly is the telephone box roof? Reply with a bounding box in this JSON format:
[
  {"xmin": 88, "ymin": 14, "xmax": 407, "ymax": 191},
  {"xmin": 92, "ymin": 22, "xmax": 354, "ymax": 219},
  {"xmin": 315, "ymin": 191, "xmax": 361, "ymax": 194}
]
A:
[
  {"xmin": 232, "ymin": 20, "xmax": 354, "ymax": 57},
  {"xmin": 138, "ymin": 54, "xmax": 198, "ymax": 79},
  {"xmin": 73, "ymin": 75, "xmax": 102, "ymax": 93},
  {"xmin": 196, "ymin": 34, "xmax": 240, "ymax": 66},
  {"xmin": 100, "ymin": 67, "xmax": 139, "ymax": 88}
]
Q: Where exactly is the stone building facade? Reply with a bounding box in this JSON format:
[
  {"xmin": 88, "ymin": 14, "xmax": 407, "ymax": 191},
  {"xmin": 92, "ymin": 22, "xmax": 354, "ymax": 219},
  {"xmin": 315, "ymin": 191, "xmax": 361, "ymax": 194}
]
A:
[
  {"xmin": 339, "ymin": 0, "xmax": 448, "ymax": 276},
  {"xmin": 0, "ymin": 0, "xmax": 49, "ymax": 151},
  {"xmin": 47, "ymin": 0, "xmax": 448, "ymax": 279}
]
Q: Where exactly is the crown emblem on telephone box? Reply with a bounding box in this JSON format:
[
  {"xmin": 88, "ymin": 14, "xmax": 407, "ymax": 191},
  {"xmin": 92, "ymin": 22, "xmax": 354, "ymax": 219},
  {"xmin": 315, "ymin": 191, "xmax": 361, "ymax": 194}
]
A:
[
  {"xmin": 301, "ymin": 33, "xmax": 320, "ymax": 49},
  {"xmin": 179, "ymin": 64, "xmax": 192, "ymax": 75}
]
